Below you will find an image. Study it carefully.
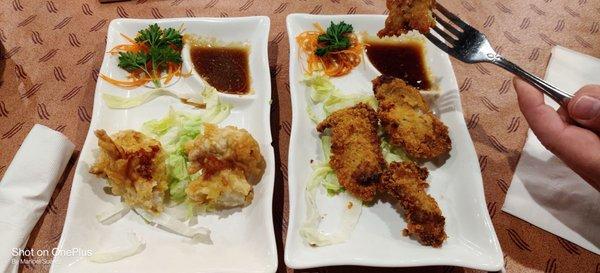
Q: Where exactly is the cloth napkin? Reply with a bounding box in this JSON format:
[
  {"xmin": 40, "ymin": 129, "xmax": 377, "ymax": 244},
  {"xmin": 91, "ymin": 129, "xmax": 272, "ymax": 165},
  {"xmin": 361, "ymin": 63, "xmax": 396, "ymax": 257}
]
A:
[
  {"xmin": 502, "ymin": 46, "xmax": 600, "ymax": 255},
  {"xmin": 0, "ymin": 124, "xmax": 75, "ymax": 273}
]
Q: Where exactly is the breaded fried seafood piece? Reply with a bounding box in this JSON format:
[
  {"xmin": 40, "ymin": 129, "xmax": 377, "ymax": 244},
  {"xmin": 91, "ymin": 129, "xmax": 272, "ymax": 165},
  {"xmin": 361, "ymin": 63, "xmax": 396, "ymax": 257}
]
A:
[
  {"xmin": 381, "ymin": 161, "xmax": 446, "ymax": 247},
  {"xmin": 316, "ymin": 103, "xmax": 386, "ymax": 202},
  {"xmin": 373, "ymin": 75, "xmax": 451, "ymax": 159},
  {"xmin": 184, "ymin": 123, "xmax": 266, "ymax": 208},
  {"xmin": 90, "ymin": 129, "xmax": 168, "ymax": 213},
  {"xmin": 378, "ymin": 0, "xmax": 436, "ymax": 37}
]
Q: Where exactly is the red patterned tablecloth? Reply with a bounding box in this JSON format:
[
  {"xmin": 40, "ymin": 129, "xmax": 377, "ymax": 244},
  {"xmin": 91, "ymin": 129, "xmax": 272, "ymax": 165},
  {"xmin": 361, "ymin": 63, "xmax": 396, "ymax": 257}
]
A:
[{"xmin": 0, "ymin": 0, "xmax": 598, "ymax": 272}]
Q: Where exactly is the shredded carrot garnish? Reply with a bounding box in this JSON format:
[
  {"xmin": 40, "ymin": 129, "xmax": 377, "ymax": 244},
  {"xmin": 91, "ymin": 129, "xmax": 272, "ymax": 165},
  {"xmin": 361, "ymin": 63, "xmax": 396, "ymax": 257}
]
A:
[
  {"xmin": 120, "ymin": 33, "xmax": 137, "ymax": 44},
  {"xmin": 100, "ymin": 74, "xmax": 151, "ymax": 88},
  {"xmin": 296, "ymin": 23, "xmax": 362, "ymax": 77},
  {"xmin": 164, "ymin": 62, "xmax": 177, "ymax": 84}
]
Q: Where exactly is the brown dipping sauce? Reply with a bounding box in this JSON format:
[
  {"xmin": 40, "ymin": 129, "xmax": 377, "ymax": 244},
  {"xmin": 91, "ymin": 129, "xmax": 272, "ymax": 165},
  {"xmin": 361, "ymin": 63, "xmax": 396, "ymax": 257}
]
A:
[
  {"xmin": 190, "ymin": 46, "xmax": 250, "ymax": 95},
  {"xmin": 365, "ymin": 41, "xmax": 432, "ymax": 90}
]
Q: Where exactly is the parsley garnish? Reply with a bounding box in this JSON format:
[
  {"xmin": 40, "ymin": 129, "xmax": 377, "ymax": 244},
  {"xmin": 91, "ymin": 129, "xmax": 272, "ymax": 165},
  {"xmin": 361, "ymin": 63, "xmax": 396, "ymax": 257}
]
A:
[
  {"xmin": 149, "ymin": 46, "xmax": 182, "ymax": 73},
  {"xmin": 134, "ymin": 23, "xmax": 183, "ymax": 48},
  {"xmin": 118, "ymin": 51, "xmax": 148, "ymax": 72},
  {"xmin": 315, "ymin": 21, "xmax": 354, "ymax": 56},
  {"xmin": 118, "ymin": 24, "xmax": 183, "ymax": 87}
]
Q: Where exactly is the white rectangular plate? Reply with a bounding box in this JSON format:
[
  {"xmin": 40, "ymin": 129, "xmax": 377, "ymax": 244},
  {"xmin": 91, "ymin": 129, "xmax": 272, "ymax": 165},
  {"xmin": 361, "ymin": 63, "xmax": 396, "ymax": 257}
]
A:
[
  {"xmin": 285, "ymin": 14, "xmax": 502, "ymax": 271},
  {"xmin": 50, "ymin": 17, "xmax": 277, "ymax": 273}
]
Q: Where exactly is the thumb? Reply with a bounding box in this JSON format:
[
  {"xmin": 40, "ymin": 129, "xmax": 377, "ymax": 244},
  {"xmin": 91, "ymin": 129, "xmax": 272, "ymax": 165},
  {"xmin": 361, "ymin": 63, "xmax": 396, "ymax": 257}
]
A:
[{"xmin": 568, "ymin": 85, "xmax": 600, "ymax": 132}]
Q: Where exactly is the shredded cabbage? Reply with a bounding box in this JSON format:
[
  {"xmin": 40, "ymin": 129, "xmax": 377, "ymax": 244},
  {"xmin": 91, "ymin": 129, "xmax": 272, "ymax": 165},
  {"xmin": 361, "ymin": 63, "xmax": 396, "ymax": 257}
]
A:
[
  {"xmin": 141, "ymin": 86, "xmax": 231, "ymax": 204},
  {"xmin": 96, "ymin": 203, "xmax": 130, "ymax": 225},
  {"xmin": 163, "ymin": 201, "xmax": 195, "ymax": 221},
  {"xmin": 88, "ymin": 232, "xmax": 145, "ymax": 263},
  {"xmin": 299, "ymin": 165, "xmax": 362, "ymax": 247},
  {"xmin": 134, "ymin": 209, "xmax": 211, "ymax": 243},
  {"xmin": 306, "ymin": 105, "xmax": 321, "ymax": 124},
  {"xmin": 302, "ymin": 74, "xmax": 377, "ymax": 124},
  {"xmin": 320, "ymin": 136, "xmax": 332, "ymax": 162},
  {"xmin": 316, "ymin": 136, "xmax": 344, "ymax": 196},
  {"xmin": 381, "ymin": 138, "xmax": 410, "ymax": 163},
  {"xmin": 322, "ymin": 172, "xmax": 343, "ymax": 196},
  {"xmin": 302, "ymin": 74, "xmax": 336, "ymax": 103},
  {"xmin": 165, "ymin": 154, "xmax": 189, "ymax": 202},
  {"xmin": 102, "ymin": 88, "xmax": 205, "ymax": 109}
]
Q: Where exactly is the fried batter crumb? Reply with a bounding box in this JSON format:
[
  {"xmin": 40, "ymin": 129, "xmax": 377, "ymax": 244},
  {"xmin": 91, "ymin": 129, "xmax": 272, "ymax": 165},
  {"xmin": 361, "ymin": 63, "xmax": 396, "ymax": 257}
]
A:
[
  {"xmin": 378, "ymin": 0, "xmax": 436, "ymax": 37},
  {"xmin": 184, "ymin": 123, "xmax": 266, "ymax": 209},
  {"xmin": 373, "ymin": 75, "xmax": 451, "ymax": 159},
  {"xmin": 382, "ymin": 161, "xmax": 446, "ymax": 247},
  {"xmin": 90, "ymin": 129, "xmax": 168, "ymax": 213},
  {"xmin": 317, "ymin": 103, "xmax": 386, "ymax": 202}
]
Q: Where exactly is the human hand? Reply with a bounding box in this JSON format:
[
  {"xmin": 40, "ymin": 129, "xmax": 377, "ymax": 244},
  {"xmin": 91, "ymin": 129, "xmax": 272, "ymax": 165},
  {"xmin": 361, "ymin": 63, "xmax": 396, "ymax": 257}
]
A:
[{"xmin": 513, "ymin": 78, "xmax": 600, "ymax": 191}]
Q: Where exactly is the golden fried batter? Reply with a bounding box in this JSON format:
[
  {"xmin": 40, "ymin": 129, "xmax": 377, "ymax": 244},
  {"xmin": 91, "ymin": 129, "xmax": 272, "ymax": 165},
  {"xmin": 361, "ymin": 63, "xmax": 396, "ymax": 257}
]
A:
[
  {"xmin": 382, "ymin": 161, "xmax": 446, "ymax": 247},
  {"xmin": 186, "ymin": 168, "xmax": 254, "ymax": 208},
  {"xmin": 184, "ymin": 123, "xmax": 265, "ymax": 208},
  {"xmin": 90, "ymin": 130, "xmax": 168, "ymax": 213},
  {"xmin": 316, "ymin": 103, "xmax": 386, "ymax": 202},
  {"xmin": 373, "ymin": 75, "xmax": 451, "ymax": 159},
  {"xmin": 378, "ymin": 0, "xmax": 436, "ymax": 37}
]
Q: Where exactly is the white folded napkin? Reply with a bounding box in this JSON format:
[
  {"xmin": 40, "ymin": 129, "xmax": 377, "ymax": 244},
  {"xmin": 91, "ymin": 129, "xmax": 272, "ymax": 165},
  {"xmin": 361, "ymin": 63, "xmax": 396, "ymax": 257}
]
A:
[
  {"xmin": 502, "ymin": 46, "xmax": 600, "ymax": 255},
  {"xmin": 0, "ymin": 124, "xmax": 75, "ymax": 273}
]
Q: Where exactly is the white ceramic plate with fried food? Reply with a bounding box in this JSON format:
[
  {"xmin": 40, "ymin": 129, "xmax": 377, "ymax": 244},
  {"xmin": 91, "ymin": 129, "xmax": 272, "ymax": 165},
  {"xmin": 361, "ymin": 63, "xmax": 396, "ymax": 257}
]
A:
[
  {"xmin": 50, "ymin": 17, "xmax": 276, "ymax": 273},
  {"xmin": 285, "ymin": 14, "xmax": 502, "ymax": 270}
]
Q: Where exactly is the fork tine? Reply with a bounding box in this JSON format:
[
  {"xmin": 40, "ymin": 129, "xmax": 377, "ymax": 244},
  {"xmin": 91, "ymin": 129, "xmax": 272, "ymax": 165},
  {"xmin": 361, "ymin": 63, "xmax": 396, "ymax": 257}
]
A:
[
  {"xmin": 432, "ymin": 25, "xmax": 458, "ymax": 45},
  {"xmin": 425, "ymin": 32, "xmax": 454, "ymax": 56},
  {"xmin": 435, "ymin": 3, "xmax": 470, "ymax": 30},
  {"xmin": 434, "ymin": 15, "xmax": 463, "ymax": 37}
]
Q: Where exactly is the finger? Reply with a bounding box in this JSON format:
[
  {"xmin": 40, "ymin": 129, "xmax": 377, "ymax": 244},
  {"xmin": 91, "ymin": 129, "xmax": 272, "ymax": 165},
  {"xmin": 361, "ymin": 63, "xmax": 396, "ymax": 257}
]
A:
[
  {"xmin": 567, "ymin": 85, "xmax": 600, "ymax": 132},
  {"xmin": 515, "ymin": 80, "xmax": 600, "ymax": 189},
  {"xmin": 513, "ymin": 77, "xmax": 568, "ymax": 150},
  {"xmin": 557, "ymin": 107, "xmax": 572, "ymax": 124}
]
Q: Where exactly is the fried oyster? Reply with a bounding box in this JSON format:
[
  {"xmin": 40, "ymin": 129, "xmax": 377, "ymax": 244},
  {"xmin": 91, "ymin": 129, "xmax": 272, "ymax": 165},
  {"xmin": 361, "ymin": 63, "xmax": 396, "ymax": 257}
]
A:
[
  {"xmin": 316, "ymin": 103, "xmax": 387, "ymax": 202},
  {"xmin": 373, "ymin": 75, "xmax": 451, "ymax": 159},
  {"xmin": 90, "ymin": 130, "xmax": 168, "ymax": 213},
  {"xmin": 378, "ymin": 0, "xmax": 436, "ymax": 37},
  {"xmin": 381, "ymin": 161, "xmax": 446, "ymax": 247},
  {"xmin": 184, "ymin": 123, "xmax": 266, "ymax": 209}
]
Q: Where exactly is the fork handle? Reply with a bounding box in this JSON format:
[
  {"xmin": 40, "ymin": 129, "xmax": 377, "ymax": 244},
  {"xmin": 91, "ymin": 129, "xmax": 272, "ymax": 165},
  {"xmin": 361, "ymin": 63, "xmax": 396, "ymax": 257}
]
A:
[{"xmin": 492, "ymin": 57, "xmax": 573, "ymax": 107}]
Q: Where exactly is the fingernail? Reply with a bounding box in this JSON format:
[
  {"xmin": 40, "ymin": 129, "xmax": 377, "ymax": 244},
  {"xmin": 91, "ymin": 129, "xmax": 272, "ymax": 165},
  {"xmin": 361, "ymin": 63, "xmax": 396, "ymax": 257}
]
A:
[{"xmin": 572, "ymin": 95, "xmax": 600, "ymax": 120}]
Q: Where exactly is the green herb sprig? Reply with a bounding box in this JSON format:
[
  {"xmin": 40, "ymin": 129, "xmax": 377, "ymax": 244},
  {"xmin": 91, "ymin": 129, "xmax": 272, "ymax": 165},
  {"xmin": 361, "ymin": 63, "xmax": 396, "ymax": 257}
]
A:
[
  {"xmin": 315, "ymin": 21, "xmax": 354, "ymax": 56},
  {"xmin": 117, "ymin": 24, "xmax": 183, "ymax": 88}
]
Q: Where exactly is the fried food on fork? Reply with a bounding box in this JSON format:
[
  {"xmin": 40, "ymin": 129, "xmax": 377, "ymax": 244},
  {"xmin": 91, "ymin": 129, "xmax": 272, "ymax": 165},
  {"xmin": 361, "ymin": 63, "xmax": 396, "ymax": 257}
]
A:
[
  {"xmin": 316, "ymin": 103, "xmax": 387, "ymax": 202},
  {"xmin": 90, "ymin": 129, "xmax": 168, "ymax": 213},
  {"xmin": 378, "ymin": 0, "xmax": 436, "ymax": 37},
  {"xmin": 373, "ymin": 75, "xmax": 451, "ymax": 159},
  {"xmin": 381, "ymin": 161, "xmax": 446, "ymax": 247}
]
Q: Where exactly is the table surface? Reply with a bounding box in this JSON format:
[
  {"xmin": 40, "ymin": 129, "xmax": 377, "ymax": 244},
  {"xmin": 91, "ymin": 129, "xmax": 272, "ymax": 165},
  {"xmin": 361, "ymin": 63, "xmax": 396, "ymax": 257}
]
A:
[{"xmin": 0, "ymin": 0, "xmax": 599, "ymax": 272}]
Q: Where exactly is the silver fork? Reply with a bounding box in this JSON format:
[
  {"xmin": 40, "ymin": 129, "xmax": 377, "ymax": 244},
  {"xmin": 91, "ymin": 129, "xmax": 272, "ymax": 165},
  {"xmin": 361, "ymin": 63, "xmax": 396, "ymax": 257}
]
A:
[{"xmin": 425, "ymin": 3, "xmax": 572, "ymax": 107}]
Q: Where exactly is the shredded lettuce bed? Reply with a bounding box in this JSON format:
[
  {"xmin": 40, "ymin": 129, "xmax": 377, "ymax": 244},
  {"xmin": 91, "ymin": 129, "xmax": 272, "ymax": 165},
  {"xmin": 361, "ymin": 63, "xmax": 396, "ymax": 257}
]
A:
[
  {"xmin": 142, "ymin": 86, "xmax": 231, "ymax": 204},
  {"xmin": 102, "ymin": 87, "xmax": 206, "ymax": 109},
  {"xmin": 300, "ymin": 73, "xmax": 409, "ymax": 246},
  {"xmin": 134, "ymin": 208, "xmax": 211, "ymax": 243},
  {"xmin": 300, "ymin": 160, "xmax": 362, "ymax": 247},
  {"xmin": 93, "ymin": 86, "xmax": 229, "ymax": 252},
  {"xmin": 88, "ymin": 232, "xmax": 145, "ymax": 263},
  {"xmin": 302, "ymin": 74, "xmax": 377, "ymax": 122}
]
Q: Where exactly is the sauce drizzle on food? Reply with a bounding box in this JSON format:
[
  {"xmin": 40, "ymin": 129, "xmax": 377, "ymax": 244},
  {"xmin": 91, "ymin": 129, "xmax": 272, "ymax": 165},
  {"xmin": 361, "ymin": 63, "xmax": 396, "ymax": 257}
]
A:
[
  {"xmin": 190, "ymin": 46, "xmax": 250, "ymax": 95},
  {"xmin": 365, "ymin": 41, "xmax": 432, "ymax": 90}
]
